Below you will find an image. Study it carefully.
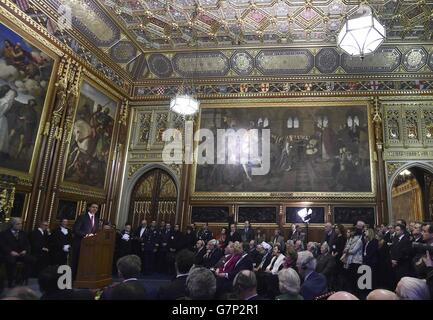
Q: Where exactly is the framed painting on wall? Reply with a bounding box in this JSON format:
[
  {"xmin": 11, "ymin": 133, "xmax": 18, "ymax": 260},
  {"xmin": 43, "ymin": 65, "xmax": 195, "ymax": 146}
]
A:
[
  {"xmin": 191, "ymin": 100, "xmax": 375, "ymax": 199},
  {"xmin": 333, "ymin": 206, "xmax": 375, "ymax": 227},
  {"xmin": 191, "ymin": 206, "xmax": 229, "ymax": 223},
  {"xmin": 63, "ymin": 79, "xmax": 119, "ymax": 190},
  {"xmin": 237, "ymin": 206, "xmax": 278, "ymax": 224},
  {"xmin": 0, "ymin": 22, "xmax": 55, "ymax": 176},
  {"xmin": 56, "ymin": 199, "xmax": 79, "ymax": 221}
]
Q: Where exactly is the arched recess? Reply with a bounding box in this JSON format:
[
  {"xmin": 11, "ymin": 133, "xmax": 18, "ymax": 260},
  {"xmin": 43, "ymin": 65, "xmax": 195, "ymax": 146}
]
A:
[
  {"xmin": 119, "ymin": 163, "xmax": 180, "ymax": 229},
  {"xmin": 387, "ymin": 161, "xmax": 433, "ymax": 223}
]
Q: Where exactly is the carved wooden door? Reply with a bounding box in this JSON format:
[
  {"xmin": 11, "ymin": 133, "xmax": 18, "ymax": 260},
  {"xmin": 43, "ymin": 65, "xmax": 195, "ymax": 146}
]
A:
[{"xmin": 129, "ymin": 169, "xmax": 177, "ymax": 227}]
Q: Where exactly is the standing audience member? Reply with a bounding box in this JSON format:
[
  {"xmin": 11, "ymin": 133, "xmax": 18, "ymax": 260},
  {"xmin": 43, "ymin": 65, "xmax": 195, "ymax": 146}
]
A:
[
  {"xmin": 30, "ymin": 221, "xmax": 50, "ymax": 277},
  {"xmin": 316, "ymin": 242, "xmax": 336, "ymax": 288},
  {"xmin": 227, "ymin": 224, "xmax": 242, "ymax": 243},
  {"xmin": 363, "ymin": 228, "xmax": 379, "ymax": 289},
  {"xmin": 323, "ymin": 223, "xmax": 336, "ymax": 248},
  {"xmin": 390, "ymin": 223, "xmax": 412, "ymax": 285},
  {"xmin": 240, "ymin": 221, "xmax": 255, "ymax": 243},
  {"xmin": 49, "ymin": 219, "xmax": 72, "ymax": 266}
]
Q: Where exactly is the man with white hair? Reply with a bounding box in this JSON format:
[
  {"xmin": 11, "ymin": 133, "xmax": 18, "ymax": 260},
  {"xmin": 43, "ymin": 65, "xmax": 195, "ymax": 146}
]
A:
[
  {"xmin": 395, "ymin": 276, "xmax": 430, "ymax": 300},
  {"xmin": 296, "ymin": 250, "xmax": 327, "ymax": 300},
  {"xmin": 203, "ymin": 239, "xmax": 223, "ymax": 268},
  {"xmin": 276, "ymin": 268, "xmax": 303, "ymax": 300}
]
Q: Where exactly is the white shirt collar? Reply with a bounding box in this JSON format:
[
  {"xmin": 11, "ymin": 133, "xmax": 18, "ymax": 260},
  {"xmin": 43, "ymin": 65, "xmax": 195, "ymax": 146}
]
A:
[
  {"xmin": 399, "ymin": 234, "xmax": 405, "ymax": 241},
  {"xmin": 176, "ymin": 273, "xmax": 189, "ymax": 278},
  {"xmin": 123, "ymin": 278, "xmax": 138, "ymax": 283},
  {"xmin": 60, "ymin": 226, "xmax": 68, "ymax": 235},
  {"xmin": 38, "ymin": 228, "xmax": 44, "ymax": 235}
]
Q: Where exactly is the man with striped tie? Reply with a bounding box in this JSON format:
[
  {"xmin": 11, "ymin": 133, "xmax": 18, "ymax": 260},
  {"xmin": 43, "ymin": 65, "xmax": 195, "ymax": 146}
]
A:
[{"xmin": 71, "ymin": 203, "xmax": 100, "ymax": 280}]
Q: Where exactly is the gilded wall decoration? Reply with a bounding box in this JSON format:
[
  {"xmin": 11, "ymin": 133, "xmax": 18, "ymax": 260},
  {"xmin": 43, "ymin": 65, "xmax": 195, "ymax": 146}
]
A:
[
  {"xmin": 230, "ymin": 50, "xmax": 254, "ymax": 76},
  {"xmin": 386, "ymin": 162, "xmax": 405, "ymax": 178},
  {"xmin": 128, "ymin": 164, "xmax": 142, "ymax": 178},
  {"xmin": 341, "ymin": 47, "xmax": 401, "ymax": 74},
  {"xmin": 0, "ymin": 22, "xmax": 54, "ymax": 174},
  {"xmin": 402, "ymin": 47, "xmax": 428, "ymax": 72},
  {"xmin": 64, "ymin": 81, "xmax": 118, "ymax": 188},
  {"xmin": 138, "ymin": 112, "xmax": 151, "ymax": 145},
  {"xmin": 422, "ymin": 108, "xmax": 433, "ymax": 143},
  {"xmin": 110, "ymin": 40, "xmax": 138, "ymax": 64},
  {"xmin": 404, "ymin": 109, "xmax": 420, "ymax": 145},
  {"xmin": 384, "ymin": 108, "xmax": 401, "ymax": 145},
  {"xmin": 148, "ymin": 54, "xmax": 173, "ymax": 78},
  {"xmin": 315, "ymin": 48, "xmax": 340, "ymax": 74},
  {"xmin": 154, "ymin": 112, "xmax": 168, "ymax": 144},
  {"xmin": 172, "ymin": 51, "xmax": 230, "ymax": 78},
  {"xmin": 255, "ymin": 49, "xmax": 314, "ymax": 75}
]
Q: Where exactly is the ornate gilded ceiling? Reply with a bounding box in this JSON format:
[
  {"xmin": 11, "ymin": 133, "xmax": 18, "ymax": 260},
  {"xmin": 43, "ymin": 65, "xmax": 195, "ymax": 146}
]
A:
[
  {"xmin": 6, "ymin": 0, "xmax": 433, "ymax": 93},
  {"xmin": 103, "ymin": 0, "xmax": 433, "ymax": 50}
]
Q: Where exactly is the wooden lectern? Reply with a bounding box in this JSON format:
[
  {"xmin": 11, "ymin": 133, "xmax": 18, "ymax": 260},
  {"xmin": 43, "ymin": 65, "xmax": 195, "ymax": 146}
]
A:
[{"xmin": 74, "ymin": 227, "xmax": 116, "ymax": 289}]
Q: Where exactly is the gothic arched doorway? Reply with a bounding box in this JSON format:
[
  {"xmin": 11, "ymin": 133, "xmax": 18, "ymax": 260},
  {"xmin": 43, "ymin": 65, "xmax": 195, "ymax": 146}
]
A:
[
  {"xmin": 128, "ymin": 168, "xmax": 177, "ymax": 228},
  {"xmin": 390, "ymin": 166, "xmax": 433, "ymax": 223}
]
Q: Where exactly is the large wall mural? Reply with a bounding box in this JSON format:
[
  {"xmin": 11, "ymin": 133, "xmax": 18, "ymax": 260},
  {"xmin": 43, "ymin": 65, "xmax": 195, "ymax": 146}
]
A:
[
  {"xmin": 0, "ymin": 23, "xmax": 54, "ymax": 174},
  {"xmin": 194, "ymin": 104, "xmax": 372, "ymax": 194},
  {"xmin": 64, "ymin": 81, "xmax": 118, "ymax": 189}
]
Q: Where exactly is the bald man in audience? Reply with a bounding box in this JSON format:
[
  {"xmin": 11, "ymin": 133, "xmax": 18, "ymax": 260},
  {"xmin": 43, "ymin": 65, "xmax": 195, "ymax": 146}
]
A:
[
  {"xmin": 327, "ymin": 291, "xmax": 359, "ymax": 300},
  {"xmin": 366, "ymin": 289, "xmax": 399, "ymax": 300}
]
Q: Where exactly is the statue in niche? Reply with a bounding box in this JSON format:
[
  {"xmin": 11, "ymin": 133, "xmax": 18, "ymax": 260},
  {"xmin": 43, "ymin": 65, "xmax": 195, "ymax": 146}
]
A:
[
  {"xmin": 388, "ymin": 118, "xmax": 399, "ymax": 139},
  {"xmin": 407, "ymin": 118, "xmax": 418, "ymax": 140}
]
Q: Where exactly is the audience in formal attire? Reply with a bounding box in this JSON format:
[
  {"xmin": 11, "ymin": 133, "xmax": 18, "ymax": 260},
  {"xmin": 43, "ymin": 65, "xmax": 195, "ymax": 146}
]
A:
[
  {"xmin": 157, "ymin": 249, "xmax": 194, "ymax": 300},
  {"xmin": 395, "ymin": 276, "xmax": 430, "ymax": 300},
  {"xmin": 30, "ymin": 221, "xmax": 50, "ymax": 277},
  {"xmin": 49, "ymin": 218, "xmax": 72, "ymax": 266},
  {"xmin": 316, "ymin": 242, "xmax": 336, "ymax": 288},
  {"xmin": 185, "ymin": 267, "xmax": 216, "ymax": 300},
  {"xmin": 227, "ymin": 224, "xmax": 242, "ymax": 243},
  {"xmin": 232, "ymin": 270, "xmax": 263, "ymax": 300},
  {"xmin": 240, "ymin": 221, "xmax": 255, "ymax": 243},
  {"xmin": 0, "ymin": 218, "xmax": 35, "ymax": 288}
]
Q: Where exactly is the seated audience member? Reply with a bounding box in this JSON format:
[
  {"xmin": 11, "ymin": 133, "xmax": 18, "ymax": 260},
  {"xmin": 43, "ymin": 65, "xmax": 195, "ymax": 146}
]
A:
[
  {"xmin": 38, "ymin": 266, "xmax": 94, "ymax": 300},
  {"xmin": 185, "ymin": 267, "xmax": 216, "ymax": 300},
  {"xmin": 283, "ymin": 242, "xmax": 298, "ymax": 270},
  {"xmin": 194, "ymin": 240, "xmax": 206, "ymax": 266},
  {"xmin": 203, "ymin": 239, "xmax": 223, "ymax": 269},
  {"xmin": 296, "ymin": 250, "xmax": 328, "ymax": 300},
  {"xmin": 254, "ymin": 242, "xmax": 272, "ymax": 272},
  {"xmin": 233, "ymin": 270, "xmax": 263, "ymax": 300},
  {"xmin": 366, "ymin": 289, "xmax": 399, "ymax": 300},
  {"xmin": 276, "ymin": 268, "xmax": 303, "ymax": 300},
  {"xmin": 1, "ymin": 287, "xmax": 38, "ymax": 300},
  {"xmin": 265, "ymin": 244, "xmax": 285, "ymax": 275},
  {"xmin": 395, "ymin": 277, "xmax": 430, "ymax": 300},
  {"xmin": 102, "ymin": 255, "xmax": 148, "ymax": 300},
  {"xmin": 327, "ymin": 291, "xmax": 359, "ymax": 300},
  {"xmin": 294, "ymin": 240, "xmax": 304, "ymax": 252},
  {"xmin": 307, "ymin": 242, "xmax": 319, "ymax": 258},
  {"xmin": 30, "ymin": 221, "xmax": 50, "ymax": 277},
  {"xmin": 110, "ymin": 281, "xmax": 147, "ymax": 300},
  {"xmin": 49, "ymin": 218, "xmax": 72, "ymax": 266},
  {"xmin": 216, "ymin": 241, "xmax": 252, "ymax": 281},
  {"xmin": 158, "ymin": 249, "xmax": 195, "ymax": 300},
  {"xmin": 247, "ymin": 240, "xmax": 262, "ymax": 267},
  {"xmin": 316, "ymin": 242, "xmax": 336, "ymax": 287},
  {"xmin": 0, "ymin": 218, "xmax": 35, "ymax": 288}
]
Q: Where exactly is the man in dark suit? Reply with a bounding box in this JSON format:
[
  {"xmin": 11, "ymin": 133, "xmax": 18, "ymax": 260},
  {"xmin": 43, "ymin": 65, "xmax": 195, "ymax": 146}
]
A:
[
  {"xmin": 322, "ymin": 222, "xmax": 336, "ymax": 248},
  {"xmin": 0, "ymin": 217, "xmax": 35, "ymax": 288},
  {"xmin": 158, "ymin": 222, "xmax": 173, "ymax": 273},
  {"xmin": 133, "ymin": 219, "xmax": 148, "ymax": 272},
  {"xmin": 30, "ymin": 221, "xmax": 50, "ymax": 276},
  {"xmin": 101, "ymin": 255, "xmax": 148, "ymax": 300},
  {"xmin": 197, "ymin": 222, "xmax": 213, "ymax": 244},
  {"xmin": 157, "ymin": 249, "xmax": 195, "ymax": 300},
  {"xmin": 143, "ymin": 220, "xmax": 160, "ymax": 274},
  {"xmin": 71, "ymin": 203, "xmax": 100, "ymax": 280},
  {"xmin": 203, "ymin": 239, "xmax": 223, "ymax": 269},
  {"xmin": 49, "ymin": 218, "xmax": 72, "ymax": 266},
  {"xmin": 240, "ymin": 221, "xmax": 255, "ymax": 243},
  {"xmin": 233, "ymin": 270, "xmax": 264, "ymax": 300},
  {"xmin": 390, "ymin": 223, "xmax": 412, "ymax": 284},
  {"xmin": 296, "ymin": 251, "xmax": 327, "ymax": 300},
  {"xmin": 228, "ymin": 223, "xmax": 242, "ymax": 243},
  {"xmin": 194, "ymin": 239, "xmax": 206, "ymax": 266},
  {"xmin": 272, "ymin": 229, "xmax": 285, "ymax": 253}
]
